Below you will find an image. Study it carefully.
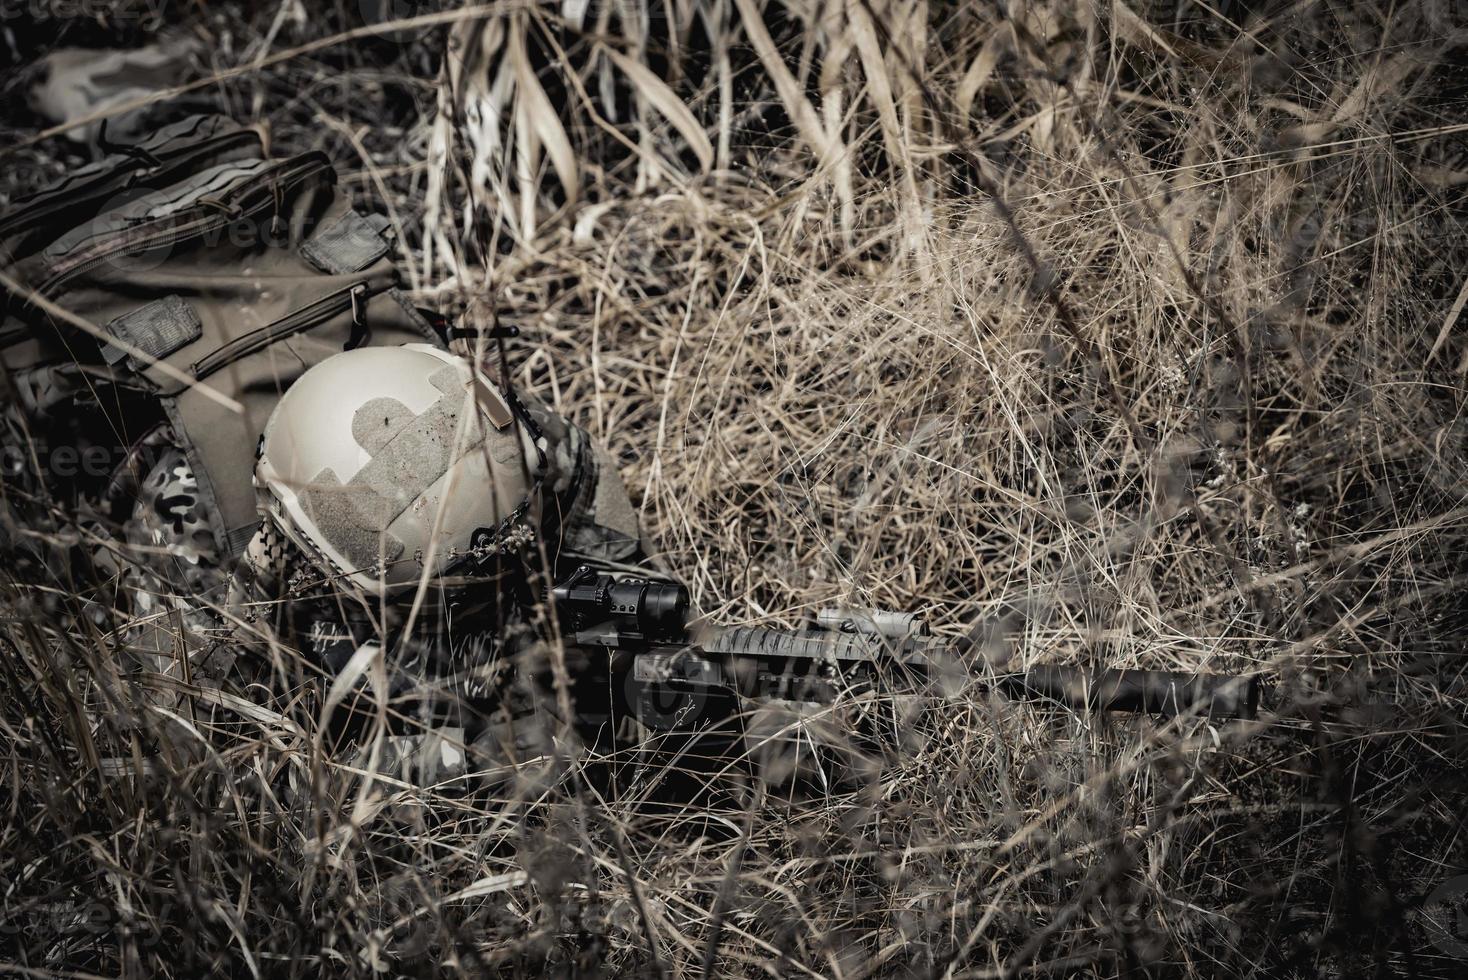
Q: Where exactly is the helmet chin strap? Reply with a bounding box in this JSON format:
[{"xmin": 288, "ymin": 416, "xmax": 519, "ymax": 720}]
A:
[
  {"xmin": 446, "ymin": 295, "xmax": 519, "ymax": 363},
  {"xmin": 445, "ymin": 297, "xmax": 545, "ymax": 452},
  {"xmin": 445, "ymin": 319, "xmax": 519, "ymax": 355},
  {"xmin": 439, "ymin": 303, "xmax": 553, "ymax": 584}
]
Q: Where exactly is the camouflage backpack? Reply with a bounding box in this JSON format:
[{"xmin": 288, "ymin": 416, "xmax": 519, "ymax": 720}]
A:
[{"xmin": 0, "ymin": 114, "xmax": 443, "ymax": 559}]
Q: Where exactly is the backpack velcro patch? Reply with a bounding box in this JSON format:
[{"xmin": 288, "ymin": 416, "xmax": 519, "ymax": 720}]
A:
[
  {"xmin": 100, "ymin": 294, "xmax": 202, "ymax": 370},
  {"xmin": 300, "ymin": 210, "xmax": 392, "ymax": 275}
]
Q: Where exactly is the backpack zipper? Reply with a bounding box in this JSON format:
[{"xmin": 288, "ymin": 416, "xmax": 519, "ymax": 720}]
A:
[
  {"xmin": 190, "ymin": 281, "xmax": 371, "ymax": 381},
  {"xmin": 35, "ymin": 153, "xmax": 333, "ymax": 300}
]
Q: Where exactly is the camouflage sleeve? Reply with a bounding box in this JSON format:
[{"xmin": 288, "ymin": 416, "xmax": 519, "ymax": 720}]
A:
[
  {"xmin": 520, "ymin": 396, "xmax": 646, "ymax": 567},
  {"xmin": 229, "ymin": 517, "xmax": 286, "ymax": 608},
  {"xmin": 112, "ymin": 446, "xmax": 238, "ymax": 687}
]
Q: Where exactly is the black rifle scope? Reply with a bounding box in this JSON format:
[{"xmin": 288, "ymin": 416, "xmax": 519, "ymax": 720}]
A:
[{"xmin": 551, "ymin": 566, "xmax": 690, "ymax": 642}]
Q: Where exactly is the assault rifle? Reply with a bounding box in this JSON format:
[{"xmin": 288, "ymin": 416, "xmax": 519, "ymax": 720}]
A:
[{"xmin": 550, "ymin": 567, "xmax": 1261, "ymax": 740}]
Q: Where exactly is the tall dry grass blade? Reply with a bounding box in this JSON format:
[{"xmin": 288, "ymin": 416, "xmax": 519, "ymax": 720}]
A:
[
  {"xmin": 733, "ymin": 0, "xmax": 841, "ymax": 167},
  {"xmin": 512, "ymin": 16, "xmax": 580, "ymax": 210},
  {"xmin": 846, "ymin": 0, "xmax": 925, "ymax": 255},
  {"xmin": 1428, "ymin": 273, "xmax": 1468, "ymax": 360},
  {"xmin": 956, "ymin": 24, "xmax": 1009, "ymax": 122},
  {"xmin": 602, "ymin": 43, "xmax": 715, "ymax": 173}
]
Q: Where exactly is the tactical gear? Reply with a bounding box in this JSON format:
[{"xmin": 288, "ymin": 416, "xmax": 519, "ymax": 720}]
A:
[
  {"xmin": 1, "ymin": 114, "xmax": 441, "ymax": 559},
  {"xmin": 255, "ymin": 343, "xmax": 543, "ymax": 594},
  {"xmin": 0, "ymin": 107, "xmax": 653, "ymax": 789}
]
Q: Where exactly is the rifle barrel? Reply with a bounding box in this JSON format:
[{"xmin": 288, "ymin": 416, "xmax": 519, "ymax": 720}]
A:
[
  {"xmin": 1001, "ymin": 665, "xmax": 1260, "ymax": 720},
  {"xmin": 683, "ymin": 625, "xmax": 1262, "ymax": 720}
]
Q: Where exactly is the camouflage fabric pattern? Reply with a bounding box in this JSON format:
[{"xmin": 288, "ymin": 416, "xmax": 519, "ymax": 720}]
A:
[{"xmin": 113, "ymin": 443, "xmax": 235, "ymax": 687}]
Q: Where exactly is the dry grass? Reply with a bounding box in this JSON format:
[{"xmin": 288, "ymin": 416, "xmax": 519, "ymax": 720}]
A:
[{"xmin": 3, "ymin": 1, "xmax": 1468, "ymax": 976}]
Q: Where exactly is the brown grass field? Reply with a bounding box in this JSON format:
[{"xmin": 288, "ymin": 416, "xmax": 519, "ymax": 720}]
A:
[{"xmin": 2, "ymin": 1, "xmax": 1468, "ymax": 976}]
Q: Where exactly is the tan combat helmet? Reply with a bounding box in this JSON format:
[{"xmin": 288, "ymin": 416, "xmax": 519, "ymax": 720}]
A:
[{"xmin": 255, "ymin": 344, "xmax": 543, "ymax": 594}]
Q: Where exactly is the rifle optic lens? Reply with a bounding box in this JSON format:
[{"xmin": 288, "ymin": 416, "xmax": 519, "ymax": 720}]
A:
[{"xmin": 623, "ymin": 580, "xmax": 689, "ymax": 640}]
